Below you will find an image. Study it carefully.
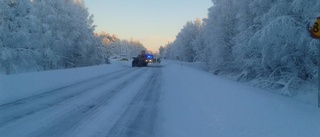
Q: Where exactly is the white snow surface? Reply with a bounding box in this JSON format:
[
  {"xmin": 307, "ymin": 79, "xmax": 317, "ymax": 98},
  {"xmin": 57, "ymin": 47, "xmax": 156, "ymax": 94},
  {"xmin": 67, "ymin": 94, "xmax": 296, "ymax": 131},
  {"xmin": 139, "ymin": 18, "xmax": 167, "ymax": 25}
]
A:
[
  {"xmin": 0, "ymin": 60, "xmax": 129, "ymax": 105},
  {"xmin": 0, "ymin": 60, "xmax": 319, "ymax": 137}
]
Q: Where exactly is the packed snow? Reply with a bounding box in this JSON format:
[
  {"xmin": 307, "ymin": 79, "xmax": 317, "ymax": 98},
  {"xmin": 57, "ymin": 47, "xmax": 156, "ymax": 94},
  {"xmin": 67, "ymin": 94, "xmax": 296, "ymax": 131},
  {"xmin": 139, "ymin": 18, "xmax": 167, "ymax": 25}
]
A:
[{"xmin": 0, "ymin": 60, "xmax": 319, "ymax": 137}]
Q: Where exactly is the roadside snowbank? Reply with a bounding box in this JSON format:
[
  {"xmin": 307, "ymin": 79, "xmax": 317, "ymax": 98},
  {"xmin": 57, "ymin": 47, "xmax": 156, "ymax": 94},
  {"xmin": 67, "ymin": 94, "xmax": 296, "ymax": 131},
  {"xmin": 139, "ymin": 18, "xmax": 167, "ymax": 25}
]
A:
[
  {"xmin": 0, "ymin": 60, "xmax": 131, "ymax": 105},
  {"xmin": 161, "ymin": 60, "xmax": 320, "ymax": 137}
]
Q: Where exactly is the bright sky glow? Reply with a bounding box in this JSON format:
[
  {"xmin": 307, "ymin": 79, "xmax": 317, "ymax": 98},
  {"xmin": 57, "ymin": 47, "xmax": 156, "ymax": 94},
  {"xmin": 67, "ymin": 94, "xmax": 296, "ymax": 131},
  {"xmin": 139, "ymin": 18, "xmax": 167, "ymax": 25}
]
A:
[{"xmin": 84, "ymin": 0, "xmax": 212, "ymax": 52}]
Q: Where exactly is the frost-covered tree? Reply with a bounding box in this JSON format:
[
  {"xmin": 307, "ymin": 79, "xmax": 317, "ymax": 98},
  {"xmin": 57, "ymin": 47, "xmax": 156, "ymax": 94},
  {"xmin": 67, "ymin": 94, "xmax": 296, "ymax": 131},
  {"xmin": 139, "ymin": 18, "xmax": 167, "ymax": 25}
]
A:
[
  {"xmin": 108, "ymin": 39, "xmax": 146, "ymax": 58},
  {"xmin": 0, "ymin": 0, "xmax": 111, "ymax": 74},
  {"xmin": 165, "ymin": 19, "xmax": 202, "ymax": 62},
  {"xmin": 35, "ymin": 0, "xmax": 108, "ymax": 68},
  {"xmin": 201, "ymin": 0, "xmax": 239, "ymax": 73},
  {"xmin": 167, "ymin": 0, "xmax": 319, "ymax": 95},
  {"xmin": 159, "ymin": 46, "xmax": 165, "ymax": 58},
  {"xmin": 96, "ymin": 33, "xmax": 147, "ymax": 58},
  {"xmin": 0, "ymin": 0, "xmax": 41, "ymax": 74}
]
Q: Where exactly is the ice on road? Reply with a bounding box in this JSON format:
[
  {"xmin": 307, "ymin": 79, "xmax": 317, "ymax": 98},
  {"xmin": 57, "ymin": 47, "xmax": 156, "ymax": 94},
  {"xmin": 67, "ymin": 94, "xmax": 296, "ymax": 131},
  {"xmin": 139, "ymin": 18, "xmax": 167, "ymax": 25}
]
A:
[{"xmin": 0, "ymin": 60, "xmax": 319, "ymax": 137}]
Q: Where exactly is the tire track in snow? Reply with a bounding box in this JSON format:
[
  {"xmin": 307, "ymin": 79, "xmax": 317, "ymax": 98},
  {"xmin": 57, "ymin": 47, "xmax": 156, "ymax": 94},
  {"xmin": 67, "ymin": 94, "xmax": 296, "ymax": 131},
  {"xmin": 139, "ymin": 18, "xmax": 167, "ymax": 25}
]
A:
[
  {"xmin": 106, "ymin": 67, "xmax": 162, "ymax": 137},
  {"xmin": 26, "ymin": 68, "xmax": 150, "ymax": 137},
  {"xmin": 0, "ymin": 68, "xmax": 138, "ymax": 128}
]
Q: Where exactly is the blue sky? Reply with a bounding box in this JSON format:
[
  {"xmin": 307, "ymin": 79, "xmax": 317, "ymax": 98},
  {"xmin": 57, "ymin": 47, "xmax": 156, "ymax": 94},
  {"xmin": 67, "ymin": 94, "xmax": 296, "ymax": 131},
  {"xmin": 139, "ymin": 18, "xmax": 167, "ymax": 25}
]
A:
[{"xmin": 84, "ymin": 0, "xmax": 212, "ymax": 52}]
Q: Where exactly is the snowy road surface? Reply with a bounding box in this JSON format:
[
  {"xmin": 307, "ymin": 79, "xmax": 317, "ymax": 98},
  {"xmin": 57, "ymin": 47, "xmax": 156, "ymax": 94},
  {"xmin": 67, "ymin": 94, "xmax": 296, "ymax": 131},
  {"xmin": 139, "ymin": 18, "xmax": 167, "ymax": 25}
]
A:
[{"xmin": 0, "ymin": 60, "xmax": 319, "ymax": 137}]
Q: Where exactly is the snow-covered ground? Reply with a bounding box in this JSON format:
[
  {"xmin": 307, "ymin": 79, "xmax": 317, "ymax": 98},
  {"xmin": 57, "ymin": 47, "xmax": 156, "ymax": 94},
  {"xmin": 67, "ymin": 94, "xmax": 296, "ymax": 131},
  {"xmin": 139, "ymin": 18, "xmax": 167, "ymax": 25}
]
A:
[
  {"xmin": 161, "ymin": 61, "xmax": 320, "ymax": 137},
  {"xmin": 0, "ymin": 60, "xmax": 130, "ymax": 105},
  {"xmin": 0, "ymin": 60, "xmax": 319, "ymax": 137}
]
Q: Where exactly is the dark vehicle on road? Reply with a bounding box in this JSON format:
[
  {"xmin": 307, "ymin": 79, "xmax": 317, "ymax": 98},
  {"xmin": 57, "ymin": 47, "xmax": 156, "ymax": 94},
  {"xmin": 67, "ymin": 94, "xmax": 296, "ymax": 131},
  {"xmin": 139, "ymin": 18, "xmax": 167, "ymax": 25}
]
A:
[{"xmin": 132, "ymin": 50, "xmax": 154, "ymax": 67}]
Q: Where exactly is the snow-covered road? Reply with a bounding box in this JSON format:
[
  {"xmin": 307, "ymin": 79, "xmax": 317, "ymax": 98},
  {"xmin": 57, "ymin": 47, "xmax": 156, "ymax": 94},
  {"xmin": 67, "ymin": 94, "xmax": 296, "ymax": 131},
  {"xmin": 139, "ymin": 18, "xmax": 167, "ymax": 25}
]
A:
[
  {"xmin": 0, "ymin": 60, "xmax": 319, "ymax": 137},
  {"xmin": 0, "ymin": 64, "xmax": 163, "ymax": 137}
]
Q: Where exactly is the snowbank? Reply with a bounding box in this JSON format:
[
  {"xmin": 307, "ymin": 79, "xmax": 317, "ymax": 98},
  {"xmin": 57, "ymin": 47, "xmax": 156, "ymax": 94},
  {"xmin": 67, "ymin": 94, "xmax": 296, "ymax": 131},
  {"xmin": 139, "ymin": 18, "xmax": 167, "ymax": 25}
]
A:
[
  {"xmin": 0, "ymin": 60, "xmax": 131, "ymax": 105},
  {"xmin": 161, "ymin": 60, "xmax": 320, "ymax": 137}
]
